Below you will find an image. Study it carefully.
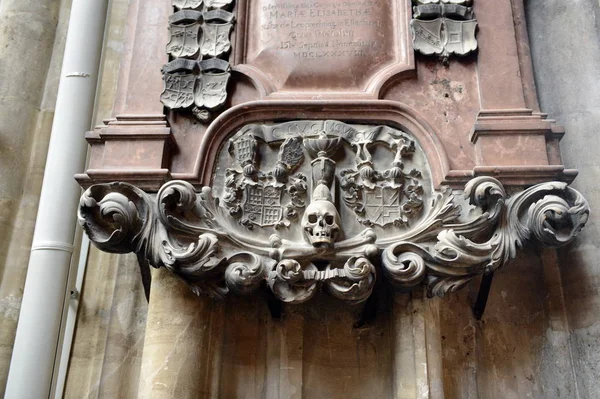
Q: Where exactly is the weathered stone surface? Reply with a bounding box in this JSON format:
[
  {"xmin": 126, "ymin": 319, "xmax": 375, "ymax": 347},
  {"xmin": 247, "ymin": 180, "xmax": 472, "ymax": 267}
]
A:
[
  {"xmin": 0, "ymin": 0, "xmax": 66, "ymax": 394},
  {"xmin": 239, "ymin": 0, "xmax": 413, "ymax": 96},
  {"xmin": 527, "ymin": 0, "xmax": 600, "ymax": 396},
  {"xmin": 64, "ymin": 251, "xmax": 147, "ymax": 399}
]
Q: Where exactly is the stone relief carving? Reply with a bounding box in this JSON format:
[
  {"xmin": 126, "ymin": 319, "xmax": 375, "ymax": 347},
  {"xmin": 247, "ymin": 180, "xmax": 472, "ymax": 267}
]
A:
[
  {"xmin": 340, "ymin": 129, "xmax": 424, "ymax": 227},
  {"xmin": 223, "ymin": 133, "xmax": 308, "ymax": 228},
  {"xmin": 166, "ymin": 11, "xmax": 202, "ymax": 58},
  {"xmin": 410, "ymin": 0, "xmax": 478, "ymax": 62},
  {"xmin": 78, "ymin": 121, "xmax": 589, "ymax": 304},
  {"xmin": 161, "ymin": 0, "xmax": 235, "ymax": 121}
]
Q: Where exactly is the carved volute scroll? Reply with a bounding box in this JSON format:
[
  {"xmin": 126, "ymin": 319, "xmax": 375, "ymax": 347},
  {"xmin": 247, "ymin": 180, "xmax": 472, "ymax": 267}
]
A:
[{"xmin": 79, "ymin": 120, "xmax": 589, "ymax": 304}]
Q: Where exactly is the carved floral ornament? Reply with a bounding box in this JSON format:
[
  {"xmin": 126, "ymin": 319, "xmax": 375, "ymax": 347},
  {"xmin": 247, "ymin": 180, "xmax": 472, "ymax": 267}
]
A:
[{"xmin": 78, "ymin": 121, "xmax": 589, "ymax": 304}]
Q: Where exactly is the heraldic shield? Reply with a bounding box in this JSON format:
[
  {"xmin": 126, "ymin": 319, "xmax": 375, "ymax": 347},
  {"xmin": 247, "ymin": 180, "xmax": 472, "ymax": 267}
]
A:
[
  {"xmin": 410, "ymin": 18, "xmax": 445, "ymax": 54},
  {"xmin": 242, "ymin": 184, "xmax": 284, "ymax": 227},
  {"xmin": 204, "ymin": 0, "xmax": 234, "ymax": 7},
  {"xmin": 200, "ymin": 22, "xmax": 233, "ymax": 57},
  {"xmin": 161, "ymin": 6, "xmax": 235, "ymax": 116},
  {"xmin": 362, "ymin": 186, "xmax": 403, "ymax": 227},
  {"xmin": 167, "ymin": 23, "xmax": 201, "ymax": 58},
  {"xmin": 160, "ymin": 72, "xmax": 196, "ymax": 109},
  {"xmin": 194, "ymin": 71, "xmax": 230, "ymax": 110},
  {"xmin": 173, "ymin": 0, "xmax": 203, "ymax": 9},
  {"xmin": 166, "ymin": 11, "xmax": 203, "ymax": 58},
  {"xmin": 444, "ymin": 19, "xmax": 477, "ymax": 55},
  {"xmin": 410, "ymin": 3, "xmax": 478, "ymax": 58}
]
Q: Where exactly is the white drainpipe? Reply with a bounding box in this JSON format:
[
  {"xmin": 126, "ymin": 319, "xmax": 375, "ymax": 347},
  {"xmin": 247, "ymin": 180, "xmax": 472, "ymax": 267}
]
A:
[{"xmin": 4, "ymin": 0, "xmax": 109, "ymax": 397}]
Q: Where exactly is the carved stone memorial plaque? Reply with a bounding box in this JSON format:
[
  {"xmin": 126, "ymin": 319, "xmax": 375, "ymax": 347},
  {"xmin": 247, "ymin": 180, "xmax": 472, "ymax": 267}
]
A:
[
  {"xmin": 238, "ymin": 0, "xmax": 413, "ymax": 97},
  {"xmin": 77, "ymin": 0, "xmax": 590, "ymax": 310}
]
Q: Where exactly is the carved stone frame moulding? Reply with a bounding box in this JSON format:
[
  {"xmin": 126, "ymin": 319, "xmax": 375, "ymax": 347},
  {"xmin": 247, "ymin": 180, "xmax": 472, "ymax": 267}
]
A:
[{"xmin": 232, "ymin": 0, "xmax": 414, "ymax": 99}]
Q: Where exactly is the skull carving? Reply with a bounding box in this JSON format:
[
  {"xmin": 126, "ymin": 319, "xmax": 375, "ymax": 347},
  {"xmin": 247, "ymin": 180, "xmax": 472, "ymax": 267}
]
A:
[{"xmin": 302, "ymin": 184, "xmax": 341, "ymax": 248}]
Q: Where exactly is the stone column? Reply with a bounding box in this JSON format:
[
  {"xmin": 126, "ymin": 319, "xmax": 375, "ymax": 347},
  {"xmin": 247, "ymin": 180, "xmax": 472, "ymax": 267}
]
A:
[
  {"xmin": 138, "ymin": 268, "xmax": 219, "ymax": 399},
  {"xmin": 392, "ymin": 291, "xmax": 444, "ymax": 399},
  {"xmin": 0, "ymin": 1, "xmax": 61, "ymax": 254},
  {"xmin": 0, "ymin": 0, "xmax": 63, "ymax": 394},
  {"xmin": 468, "ymin": 0, "xmax": 568, "ymax": 180},
  {"xmin": 5, "ymin": 0, "xmax": 109, "ymax": 396},
  {"xmin": 526, "ymin": 1, "xmax": 600, "ymax": 397}
]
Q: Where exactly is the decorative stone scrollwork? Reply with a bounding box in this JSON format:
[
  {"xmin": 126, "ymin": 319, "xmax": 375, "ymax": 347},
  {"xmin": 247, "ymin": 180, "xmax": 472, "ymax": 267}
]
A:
[{"xmin": 78, "ymin": 121, "xmax": 589, "ymax": 304}]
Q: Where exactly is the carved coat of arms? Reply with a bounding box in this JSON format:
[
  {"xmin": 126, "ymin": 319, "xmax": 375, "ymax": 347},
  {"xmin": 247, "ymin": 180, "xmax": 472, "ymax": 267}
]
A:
[
  {"xmin": 410, "ymin": 0, "xmax": 478, "ymax": 59},
  {"xmin": 160, "ymin": 59, "xmax": 198, "ymax": 109},
  {"xmin": 79, "ymin": 121, "xmax": 589, "ymax": 306},
  {"xmin": 223, "ymin": 132, "xmax": 308, "ymax": 229},
  {"xmin": 340, "ymin": 130, "xmax": 424, "ymax": 227},
  {"xmin": 161, "ymin": 2, "xmax": 235, "ymax": 120},
  {"xmin": 200, "ymin": 14, "xmax": 234, "ymax": 58},
  {"xmin": 195, "ymin": 60, "xmax": 231, "ymax": 110},
  {"xmin": 166, "ymin": 11, "xmax": 203, "ymax": 58},
  {"xmin": 173, "ymin": 0, "xmax": 203, "ymax": 9}
]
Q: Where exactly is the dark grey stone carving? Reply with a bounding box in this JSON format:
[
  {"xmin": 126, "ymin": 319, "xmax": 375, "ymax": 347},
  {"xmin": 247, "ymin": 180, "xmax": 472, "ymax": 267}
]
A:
[
  {"xmin": 78, "ymin": 121, "xmax": 589, "ymax": 304},
  {"xmin": 160, "ymin": 58, "xmax": 231, "ymax": 119},
  {"xmin": 410, "ymin": 0, "xmax": 478, "ymax": 61},
  {"xmin": 162, "ymin": 1, "xmax": 235, "ymax": 121},
  {"xmin": 160, "ymin": 59, "xmax": 198, "ymax": 109},
  {"xmin": 200, "ymin": 11, "xmax": 234, "ymax": 58},
  {"xmin": 166, "ymin": 11, "xmax": 203, "ymax": 58}
]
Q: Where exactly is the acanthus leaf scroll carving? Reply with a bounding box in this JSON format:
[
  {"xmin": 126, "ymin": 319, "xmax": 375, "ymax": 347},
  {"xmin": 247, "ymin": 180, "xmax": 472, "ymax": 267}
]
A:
[{"xmin": 79, "ymin": 121, "xmax": 589, "ymax": 305}]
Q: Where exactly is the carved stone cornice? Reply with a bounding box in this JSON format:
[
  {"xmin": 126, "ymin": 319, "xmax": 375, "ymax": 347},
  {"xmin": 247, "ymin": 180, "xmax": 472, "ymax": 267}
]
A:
[
  {"xmin": 75, "ymin": 115, "xmax": 173, "ymax": 190},
  {"xmin": 78, "ymin": 120, "xmax": 589, "ymax": 304}
]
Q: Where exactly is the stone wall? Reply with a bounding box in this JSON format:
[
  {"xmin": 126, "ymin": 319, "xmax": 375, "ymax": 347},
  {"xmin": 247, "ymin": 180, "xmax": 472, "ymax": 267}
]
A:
[
  {"xmin": 0, "ymin": 0, "xmax": 70, "ymax": 393},
  {"xmin": 0, "ymin": 0, "xmax": 132, "ymax": 395},
  {"xmin": 526, "ymin": 0, "xmax": 600, "ymax": 397}
]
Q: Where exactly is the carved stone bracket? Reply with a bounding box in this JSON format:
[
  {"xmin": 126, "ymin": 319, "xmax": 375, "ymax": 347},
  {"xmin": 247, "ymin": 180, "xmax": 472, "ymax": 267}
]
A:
[
  {"xmin": 78, "ymin": 177, "xmax": 588, "ymax": 303},
  {"xmin": 161, "ymin": 0, "xmax": 236, "ymax": 121},
  {"xmin": 410, "ymin": 0, "xmax": 478, "ymax": 62},
  {"xmin": 78, "ymin": 121, "xmax": 589, "ymax": 305}
]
